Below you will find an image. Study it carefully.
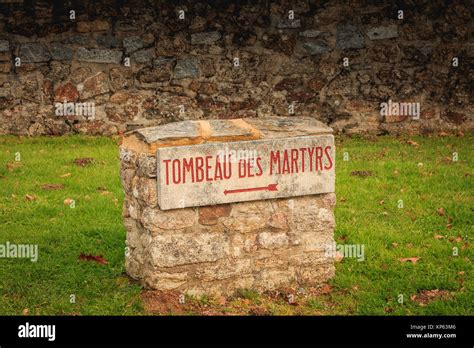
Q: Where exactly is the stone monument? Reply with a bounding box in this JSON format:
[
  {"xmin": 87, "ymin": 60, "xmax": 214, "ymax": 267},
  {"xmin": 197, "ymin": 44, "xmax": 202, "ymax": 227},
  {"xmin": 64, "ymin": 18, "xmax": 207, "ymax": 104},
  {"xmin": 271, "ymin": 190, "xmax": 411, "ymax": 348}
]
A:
[{"xmin": 120, "ymin": 117, "xmax": 336, "ymax": 296}]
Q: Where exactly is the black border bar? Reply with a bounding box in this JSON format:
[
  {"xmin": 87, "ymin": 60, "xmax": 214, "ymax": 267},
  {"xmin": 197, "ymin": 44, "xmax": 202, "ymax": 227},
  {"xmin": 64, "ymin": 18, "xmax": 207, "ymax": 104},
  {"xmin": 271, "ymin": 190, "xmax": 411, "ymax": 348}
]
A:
[{"xmin": 0, "ymin": 316, "xmax": 472, "ymax": 346}]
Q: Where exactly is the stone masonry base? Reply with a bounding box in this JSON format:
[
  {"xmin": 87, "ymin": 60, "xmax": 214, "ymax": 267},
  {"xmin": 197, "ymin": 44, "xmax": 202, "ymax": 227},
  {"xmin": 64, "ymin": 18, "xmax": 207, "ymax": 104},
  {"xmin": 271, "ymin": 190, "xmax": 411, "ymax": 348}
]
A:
[{"xmin": 120, "ymin": 117, "xmax": 336, "ymax": 296}]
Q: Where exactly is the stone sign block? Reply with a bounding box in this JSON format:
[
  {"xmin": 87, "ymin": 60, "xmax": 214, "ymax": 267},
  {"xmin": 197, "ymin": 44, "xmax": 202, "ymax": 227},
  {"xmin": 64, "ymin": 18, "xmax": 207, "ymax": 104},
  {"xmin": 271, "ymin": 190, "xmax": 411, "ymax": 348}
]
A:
[
  {"xmin": 120, "ymin": 117, "xmax": 337, "ymax": 296},
  {"xmin": 156, "ymin": 135, "xmax": 335, "ymax": 210}
]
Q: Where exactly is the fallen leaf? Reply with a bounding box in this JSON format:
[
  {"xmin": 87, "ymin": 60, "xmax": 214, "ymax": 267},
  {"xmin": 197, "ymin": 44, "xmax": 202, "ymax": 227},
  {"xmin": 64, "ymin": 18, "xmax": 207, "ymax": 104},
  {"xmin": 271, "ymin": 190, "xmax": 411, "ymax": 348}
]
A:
[
  {"xmin": 60, "ymin": 173, "xmax": 71, "ymax": 178},
  {"xmin": 64, "ymin": 198, "xmax": 74, "ymax": 205},
  {"xmin": 461, "ymin": 243, "xmax": 469, "ymax": 251},
  {"xmin": 391, "ymin": 242, "xmax": 399, "ymax": 248},
  {"xmin": 446, "ymin": 224, "xmax": 452, "ymax": 230},
  {"xmin": 6, "ymin": 162, "xmax": 22, "ymax": 171},
  {"xmin": 79, "ymin": 252, "xmax": 108, "ymax": 265},
  {"xmin": 407, "ymin": 140, "xmax": 419, "ymax": 147},
  {"xmin": 379, "ymin": 200, "xmax": 385, "ymax": 205},
  {"xmin": 74, "ymin": 158, "xmax": 94, "ymax": 167},
  {"xmin": 398, "ymin": 257, "xmax": 421, "ymax": 264},
  {"xmin": 420, "ymin": 171, "xmax": 434, "ymax": 177},
  {"xmin": 340, "ymin": 197, "xmax": 347, "ymax": 202},
  {"xmin": 25, "ymin": 194, "xmax": 36, "ymax": 201},
  {"xmin": 40, "ymin": 183, "xmax": 64, "ymax": 190},
  {"xmin": 437, "ymin": 207, "xmax": 446, "ymax": 216},
  {"xmin": 405, "ymin": 211, "xmax": 417, "ymax": 222},
  {"xmin": 410, "ymin": 289, "xmax": 451, "ymax": 305},
  {"xmin": 434, "ymin": 234, "xmax": 444, "ymax": 240},
  {"xmin": 22, "ymin": 308, "xmax": 29, "ymax": 315},
  {"xmin": 100, "ymin": 191, "xmax": 113, "ymax": 196},
  {"xmin": 335, "ymin": 251, "xmax": 344, "ymax": 262},
  {"xmin": 320, "ymin": 284, "xmax": 333, "ymax": 294}
]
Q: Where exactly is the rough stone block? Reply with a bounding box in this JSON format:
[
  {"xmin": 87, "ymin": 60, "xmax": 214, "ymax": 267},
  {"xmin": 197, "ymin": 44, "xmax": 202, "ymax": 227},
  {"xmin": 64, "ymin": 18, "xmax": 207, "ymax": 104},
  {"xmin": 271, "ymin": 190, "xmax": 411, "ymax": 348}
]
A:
[
  {"xmin": 54, "ymin": 82, "xmax": 79, "ymax": 102},
  {"xmin": 150, "ymin": 233, "xmax": 230, "ymax": 267},
  {"xmin": 76, "ymin": 48, "xmax": 123, "ymax": 64},
  {"xmin": 336, "ymin": 24, "xmax": 365, "ymax": 49},
  {"xmin": 299, "ymin": 30, "xmax": 323, "ymax": 38},
  {"xmin": 96, "ymin": 35, "xmax": 122, "ymax": 48},
  {"xmin": 303, "ymin": 40, "xmax": 331, "ymax": 55},
  {"xmin": 130, "ymin": 48, "xmax": 155, "ymax": 64},
  {"xmin": 257, "ymin": 232, "xmax": 289, "ymax": 249},
  {"xmin": 191, "ymin": 31, "xmax": 221, "ymax": 45},
  {"xmin": 198, "ymin": 205, "xmax": 232, "ymax": 225},
  {"xmin": 77, "ymin": 20, "xmax": 110, "ymax": 32},
  {"xmin": 19, "ymin": 43, "xmax": 51, "ymax": 63},
  {"xmin": 277, "ymin": 19, "xmax": 301, "ymax": 29},
  {"xmin": 173, "ymin": 58, "xmax": 200, "ymax": 79},
  {"xmin": 0, "ymin": 40, "xmax": 9, "ymax": 52},
  {"xmin": 367, "ymin": 25, "xmax": 398, "ymax": 40},
  {"xmin": 50, "ymin": 42, "xmax": 73, "ymax": 60},
  {"xmin": 80, "ymin": 72, "xmax": 110, "ymax": 99},
  {"xmin": 141, "ymin": 206, "xmax": 197, "ymax": 232},
  {"xmin": 123, "ymin": 36, "xmax": 144, "ymax": 54}
]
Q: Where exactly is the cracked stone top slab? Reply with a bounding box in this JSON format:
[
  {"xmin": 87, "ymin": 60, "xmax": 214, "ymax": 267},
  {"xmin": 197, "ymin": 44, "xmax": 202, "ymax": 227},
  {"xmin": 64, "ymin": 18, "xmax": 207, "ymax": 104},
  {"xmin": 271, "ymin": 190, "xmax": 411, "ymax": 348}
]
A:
[{"xmin": 122, "ymin": 117, "xmax": 332, "ymax": 153}]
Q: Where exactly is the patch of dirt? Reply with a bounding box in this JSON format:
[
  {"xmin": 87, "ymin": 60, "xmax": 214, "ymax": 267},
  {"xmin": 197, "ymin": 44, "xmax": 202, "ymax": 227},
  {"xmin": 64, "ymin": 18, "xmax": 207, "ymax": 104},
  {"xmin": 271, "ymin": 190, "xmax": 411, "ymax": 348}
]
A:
[
  {"xmin": 74, "ymin": 157, "xmax": 94, "ymax": 166},
  {"xmin": 40, "ymin": 183, "xmax": 64, "ymax": 190},
  {"xmin": 141, "ymin": 284, "xmax": 340, "ymax": 315},
  {"xmin": 6, "ymin": 161, "xmax": 22, "ymax": 171},
  {"xmin": 350, "ymin": 170, "xmax": 373, "ymax": 177},
  {"xmin": 248, "ymin": 307, "xmax": 270, "ymax": 316},
  {"xmin": 410, "ymin": 289, "xmax": 452, "ymax": 305},
  {"xmin": 141, "ymin": 290, "xmax": 188, "ymax": 314}
]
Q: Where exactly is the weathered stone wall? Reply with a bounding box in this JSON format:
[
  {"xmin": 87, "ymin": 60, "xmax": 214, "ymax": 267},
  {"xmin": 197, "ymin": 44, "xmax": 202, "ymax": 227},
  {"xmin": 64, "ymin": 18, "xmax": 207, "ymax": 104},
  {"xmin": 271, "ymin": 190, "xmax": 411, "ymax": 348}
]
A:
[
  {"xmin": 0, "ymin": 0, "xmax": 472, "ymax": 136},
  {"xmin": 120, "ymin": 117, "xmax": 336, "ymax": 295}
]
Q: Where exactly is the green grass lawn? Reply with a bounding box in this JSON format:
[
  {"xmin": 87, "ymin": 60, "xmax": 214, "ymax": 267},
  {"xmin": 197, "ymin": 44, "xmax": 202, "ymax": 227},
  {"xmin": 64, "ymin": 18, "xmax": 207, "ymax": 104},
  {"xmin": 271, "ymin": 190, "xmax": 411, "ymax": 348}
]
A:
[{"xmin": 0, "ymin": 133, "xmax": 472, "ymax": 315}]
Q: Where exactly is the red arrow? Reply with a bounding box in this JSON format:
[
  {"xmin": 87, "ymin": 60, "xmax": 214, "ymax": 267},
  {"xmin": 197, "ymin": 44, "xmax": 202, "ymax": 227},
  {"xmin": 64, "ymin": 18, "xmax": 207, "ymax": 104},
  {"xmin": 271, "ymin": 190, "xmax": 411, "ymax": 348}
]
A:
[{"xmin": 224, "ymin": 183, "xmax": 278, "ymax": 195}]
